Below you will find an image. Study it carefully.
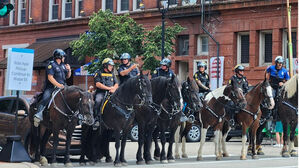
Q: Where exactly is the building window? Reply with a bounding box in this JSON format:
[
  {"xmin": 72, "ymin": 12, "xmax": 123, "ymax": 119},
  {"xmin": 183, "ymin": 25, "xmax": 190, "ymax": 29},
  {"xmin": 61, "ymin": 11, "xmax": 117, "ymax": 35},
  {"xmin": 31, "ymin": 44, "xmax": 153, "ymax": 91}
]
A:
[
  {"xmin": 102, "ymin": 0, "xmax": 113, "ymax": 12},
  {"xmin": 9, "ymin": 0, "xmax": 15, "ymax": 25},
  {"xmin": 133, "ymin": 0, "xmax": 141, "ymax": 11},
  {"xmin": 197, "ymin": 35, "xmax": 209, "ymax": 55},
  {"xmin": 62, "ymin": 0, "xmax": 72, "ymax": 19},
  {"xmin": 182, "ymin": 0, "xmax": 196, "ymax": 6},
  {"xmin": 18, "ymin": 0, "xmax": 26, "ymax": 24},
  {"xmin": 49, "ymin": 0, "xmax": 59, "ymax": 21},
  {"xmin": 259, "ymin": 31, "xmax": 272, "ymax": 65},
  {"xmin": 169, "ymin": 0, "xmax": 178, "ymax": 6},
  {"xmin": 75, "ymin": 0, "xmax": 83, "ymax": 17},
  {"xmin": 177, "ymin": 35, "xmax": 189, "ymax": 56},
  {"xmin": 237, "ymin": 33, "xmax": 249, "ymax": 65},
  {"xmin": 117, "ymin": 0, "xmax": 129, "ymax": 13},
  {"xmin": 283, "ymin": 31, "xmax": 297, "ymax": 59}
]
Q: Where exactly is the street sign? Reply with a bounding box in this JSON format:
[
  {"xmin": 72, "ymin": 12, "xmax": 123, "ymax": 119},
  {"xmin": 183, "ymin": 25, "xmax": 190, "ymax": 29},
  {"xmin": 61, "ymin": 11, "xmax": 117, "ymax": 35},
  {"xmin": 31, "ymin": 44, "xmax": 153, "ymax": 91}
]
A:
[
  {"xmin": 6, "ymin": 48, "xmax": 34, "ymax": 91},
  {"xmin": 210, "ymin": 56, "xmax": 224, "ymax": 90}
]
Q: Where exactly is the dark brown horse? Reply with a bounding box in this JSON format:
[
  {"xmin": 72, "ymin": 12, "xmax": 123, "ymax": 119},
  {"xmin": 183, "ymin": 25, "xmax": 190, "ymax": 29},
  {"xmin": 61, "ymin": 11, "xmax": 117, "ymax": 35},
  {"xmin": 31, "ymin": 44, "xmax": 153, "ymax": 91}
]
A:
[
  {"xmin": 28, "ymin": 86, "xmax": 95, "ymax": 166},
  {"xmin": 222, "ymin": 78, "xmax": 274, "ymax": 160},
  {"xmin": 197, "ymin": 83, "xmax": 247, "ymax": 161},
  {"xmin": 175, "ymin": 77, "xmax": 202, "ymax": 159}
]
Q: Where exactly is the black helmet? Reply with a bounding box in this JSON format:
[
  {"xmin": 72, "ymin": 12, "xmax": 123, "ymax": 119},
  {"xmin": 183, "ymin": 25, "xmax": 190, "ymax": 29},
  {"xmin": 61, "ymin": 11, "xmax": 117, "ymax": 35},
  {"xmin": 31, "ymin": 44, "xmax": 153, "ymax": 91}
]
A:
[
  {"xmin": 197, "ymin": 61, "xmax": 207, "ymax": 70},
  {"xmin": 53, "ymin": 49, "xmax": 66, "ymax": 60},
  {"xmin": 234, "ymin": 64, "xmax": 245, "ymax": 73},
  {"xmin": 160, "ymin": 58, "xmax": 172, "ymax": 67}
]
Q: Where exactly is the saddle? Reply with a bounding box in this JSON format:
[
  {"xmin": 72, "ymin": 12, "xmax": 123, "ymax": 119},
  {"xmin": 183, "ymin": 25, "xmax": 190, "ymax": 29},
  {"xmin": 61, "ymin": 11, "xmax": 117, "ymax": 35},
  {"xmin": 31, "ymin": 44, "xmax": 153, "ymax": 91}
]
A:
[{"xmin": 100, "ymin": 92, "xmax": 111, "ymax": 114}]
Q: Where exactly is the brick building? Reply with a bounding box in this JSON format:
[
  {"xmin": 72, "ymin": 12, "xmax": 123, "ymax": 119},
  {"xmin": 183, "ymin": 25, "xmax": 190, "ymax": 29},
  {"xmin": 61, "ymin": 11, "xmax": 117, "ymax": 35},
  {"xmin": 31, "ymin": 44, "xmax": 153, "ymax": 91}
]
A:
[{"xmin": 0, "ymin": 0, "xmax": 297, "ymax": 96}]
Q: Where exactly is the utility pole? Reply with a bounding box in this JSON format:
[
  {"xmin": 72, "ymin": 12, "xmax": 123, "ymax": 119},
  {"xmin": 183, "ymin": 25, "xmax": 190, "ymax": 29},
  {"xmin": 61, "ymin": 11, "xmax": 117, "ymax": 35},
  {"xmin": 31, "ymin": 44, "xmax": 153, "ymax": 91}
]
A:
[{"xmin": 286, "ymin": 0, "xmax": 293, "ymax": 77}]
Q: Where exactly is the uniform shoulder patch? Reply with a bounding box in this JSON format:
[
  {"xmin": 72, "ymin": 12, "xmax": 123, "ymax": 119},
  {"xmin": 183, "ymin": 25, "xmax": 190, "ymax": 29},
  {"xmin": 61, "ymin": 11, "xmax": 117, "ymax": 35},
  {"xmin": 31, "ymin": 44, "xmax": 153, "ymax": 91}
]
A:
[
  {"xmin": 153, "ymin": 70, "xmax": 157, "ymax": 74},
  {"xmin": 228, "ymin": 80, "xmax": 231, "ymax": 84},
  {"xmin": 94, "ymin": 73, "xmax": 98, "ymax": 78},
  {"xmin": 48, "ymin": 65, "xmax": 52, "ymax": 69}
]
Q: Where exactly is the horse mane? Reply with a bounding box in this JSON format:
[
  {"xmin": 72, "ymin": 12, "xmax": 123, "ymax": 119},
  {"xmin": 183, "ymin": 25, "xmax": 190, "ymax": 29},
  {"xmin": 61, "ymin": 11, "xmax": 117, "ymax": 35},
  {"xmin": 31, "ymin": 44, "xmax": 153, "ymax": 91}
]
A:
[
  {"xmin": 64, "ymin": 85, "xmax": 83, "ymax": 93},
  {"xmin": 204, "ymin": 85, "xmax": 226, "ymax": 102},
  {"xmin": 151, "ymin": 76, "xmax": 168, "ymax": 100},
  {"xmin": 283, "ymin": 74, "xmax": 298, "ymax": 99}
]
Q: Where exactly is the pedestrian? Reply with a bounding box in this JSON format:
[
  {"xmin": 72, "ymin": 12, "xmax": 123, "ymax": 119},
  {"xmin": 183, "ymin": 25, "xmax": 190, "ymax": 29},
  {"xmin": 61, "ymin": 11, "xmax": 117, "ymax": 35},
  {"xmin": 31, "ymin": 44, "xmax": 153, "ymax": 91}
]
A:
[{"xmin": 274, "ymin": 121, "xmax": 283, "ymax": 148}]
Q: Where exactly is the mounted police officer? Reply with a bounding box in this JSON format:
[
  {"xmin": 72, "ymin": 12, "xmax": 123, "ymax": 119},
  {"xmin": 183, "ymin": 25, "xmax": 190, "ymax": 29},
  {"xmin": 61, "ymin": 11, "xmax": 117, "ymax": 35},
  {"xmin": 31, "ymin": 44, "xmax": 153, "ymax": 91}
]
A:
[
  {"xmin": 226, "ymin": 64, "xmax": 249, "ymax": 126},
  {"xmin": 193, "ymin": 61, "xmax": 210, "ymax": 99},
  {"xmin": 152, "ymin": 57, "xmax": 188, "ymax": 122},
  {"xmin": 94, "ymin": 58, "xmax": 118, "ymax": 122},
  {"xmin": 33, "ymin": 49, "xmax": 71, "ymax": 127},
  {"xmin": 118, "ymin": 53, "xmax": 139, "ymax": 85},
  {"xmin": 266, "ymin": 56, "xmax": 290, "ymax": 119},
  {"xmin": 152, "ymin": 58, "xmax": 175, "ymax": 78}
]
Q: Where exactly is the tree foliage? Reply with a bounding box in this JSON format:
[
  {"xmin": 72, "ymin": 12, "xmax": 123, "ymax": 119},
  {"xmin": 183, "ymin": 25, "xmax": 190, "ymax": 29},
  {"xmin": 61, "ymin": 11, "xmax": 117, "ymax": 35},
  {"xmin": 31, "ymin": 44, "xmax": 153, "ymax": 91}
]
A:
[{"xmin": 70, "ymin": 10, "xmax": 184, "ymax": 73}]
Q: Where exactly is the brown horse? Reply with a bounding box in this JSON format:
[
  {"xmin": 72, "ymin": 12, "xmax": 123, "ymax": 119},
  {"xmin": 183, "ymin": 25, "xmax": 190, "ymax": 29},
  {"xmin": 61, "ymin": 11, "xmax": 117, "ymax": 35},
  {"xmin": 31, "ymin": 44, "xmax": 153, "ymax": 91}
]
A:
[
  {"xmin": 28, "ymin": 86, "xmax": 95, "ymax": 166},
  {"xmin": 197, "ymin": 83, "xmax": 247, "ymax": 161},
  {"xmin": 278, "ymin": 74, "xmax": 298, "ymax": 157},
  {"xmin": 222, "ymin": 78, "xmax": 275, "ymax": 160}
]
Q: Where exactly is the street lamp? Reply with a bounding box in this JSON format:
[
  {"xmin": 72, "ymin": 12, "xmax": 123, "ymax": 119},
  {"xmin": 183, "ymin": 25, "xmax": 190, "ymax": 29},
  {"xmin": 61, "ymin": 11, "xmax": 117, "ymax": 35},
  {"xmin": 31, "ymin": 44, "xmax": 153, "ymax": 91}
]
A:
[{"xmin": 158, "ymin": 0, "xmax": 169, "ymax": 60}]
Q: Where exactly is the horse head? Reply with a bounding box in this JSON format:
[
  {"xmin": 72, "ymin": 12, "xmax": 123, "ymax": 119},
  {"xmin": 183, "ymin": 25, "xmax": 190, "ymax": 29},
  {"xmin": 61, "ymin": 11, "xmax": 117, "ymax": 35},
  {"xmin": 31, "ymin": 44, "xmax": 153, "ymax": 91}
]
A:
[
  {"xmin": 135, "ymin": 72, "xmax": 153, "ymax": 106},
  {"xmin": 78, "ymin": 90, "xmax": 95, "ymax": 126},
  {"xmin": 260, "ymin": 78, "xmax": 275, "ymax": 109},
  {"xmin": 181, "ymin": 77, "xmax": 203, "ymax": 114},
  {"xmin": 165, "ymin": 75, "xmax": 183, "ymax": 114},
  {"xmin": 224, "ymin": 81, "xmax": 247, "ymax": 109}
]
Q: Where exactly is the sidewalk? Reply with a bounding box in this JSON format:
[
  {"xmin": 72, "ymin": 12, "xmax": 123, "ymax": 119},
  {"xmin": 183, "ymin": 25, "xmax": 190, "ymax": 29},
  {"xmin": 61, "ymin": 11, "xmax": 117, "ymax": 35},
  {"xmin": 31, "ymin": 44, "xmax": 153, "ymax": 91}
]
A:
[{"xmin": 0, "ymin": 162, "xmax": 39, "ymax": 168}]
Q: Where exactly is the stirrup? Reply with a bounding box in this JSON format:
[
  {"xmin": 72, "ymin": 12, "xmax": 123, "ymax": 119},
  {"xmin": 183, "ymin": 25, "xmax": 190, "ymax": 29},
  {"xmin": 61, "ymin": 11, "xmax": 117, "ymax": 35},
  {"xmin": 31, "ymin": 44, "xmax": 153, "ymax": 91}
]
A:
[{"xmin": 33, "ymin": 116, "xmax": 41, "ymax": 127}]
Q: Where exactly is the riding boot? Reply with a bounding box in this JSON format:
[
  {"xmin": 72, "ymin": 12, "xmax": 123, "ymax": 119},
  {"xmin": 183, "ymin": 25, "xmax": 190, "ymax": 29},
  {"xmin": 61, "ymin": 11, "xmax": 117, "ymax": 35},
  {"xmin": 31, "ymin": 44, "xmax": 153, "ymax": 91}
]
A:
[
  {"xmin": 93, "ymin": 110, "xmax": 100, "ymax": 130},
  {"xmin": 33, "ymin": 105, "xmax": 45, "ymax": 127},
  {"xmin": 180, "ymin": 112, "xmax": 188, "ymax": 122}
]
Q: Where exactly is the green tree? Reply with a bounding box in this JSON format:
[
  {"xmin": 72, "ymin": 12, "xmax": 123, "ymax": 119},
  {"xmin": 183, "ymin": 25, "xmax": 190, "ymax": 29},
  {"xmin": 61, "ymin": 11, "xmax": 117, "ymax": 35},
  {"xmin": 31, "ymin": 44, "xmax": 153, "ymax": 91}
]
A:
[{"xmin": 71, "ymin": 10, "xmax": 184, "ymax": 73}]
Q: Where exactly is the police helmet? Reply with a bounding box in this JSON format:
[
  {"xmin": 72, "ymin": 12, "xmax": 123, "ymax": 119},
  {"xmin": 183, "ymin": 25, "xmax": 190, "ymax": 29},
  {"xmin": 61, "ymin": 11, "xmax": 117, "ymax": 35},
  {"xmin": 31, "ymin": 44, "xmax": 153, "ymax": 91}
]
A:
[
  {"xmin": 275, "ymin": 56, "xmax": 284, "ymax": 64},
  {"xmin": 120, "ymin": 53, "xmax": 131, "ymax": 60},
  {"xmin": 102, "ymin": 58, "xmax": 115, "ymax": 69},
  {"xmin": 53, "ymin": 49, "xmax": 66, "ymax": 60},
  {"xmin": 160, "ymin": 58, "xmax": 172, "ymax": 67},
  {"xmin": 234, "ymin": 64, "xmax": 245, "ymax": 73},
  {"xmin": 197, "ymin": 61, "xmax": 207, "ymax": 70}
]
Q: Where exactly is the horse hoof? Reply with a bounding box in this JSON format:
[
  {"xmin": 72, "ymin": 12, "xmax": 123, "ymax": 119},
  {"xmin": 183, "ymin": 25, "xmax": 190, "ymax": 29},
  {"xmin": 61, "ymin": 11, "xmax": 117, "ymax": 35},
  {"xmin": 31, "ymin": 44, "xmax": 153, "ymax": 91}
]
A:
[
  {"xmin": 175, "ymin": 154, "xmax": 180, "ymax": 159},
  {"xmin": 65, "ymin": 162, "xmax": 73, "ymax": 167},
  {"xmin": 182, "ymin": 154, "xmax": 188, "ymax": 158},
  {"xmin": 114, "ymin": 163, "xmax": 122, "ymax": 167},
  {"xmin": 282, "ymin": 151, "xmax": 290, "ymax": 157},
  {"xmin": 247, "ymin": 151, "xmax": 252, "ymax": 156},
  {"xmin": 40, "ymin": 156, "xmax": 48, "ymax": 166},
  {"xmin": 89, "ymin": 161, "xmax": 96, "ymax": 166},
  {"xmin": 252, "ymin": 155, "xmax": 259, "ymax": 159},
  {"xmin": 145, "ymin": 160, "xmax": 153, "ymax": 165},
  {"xmin": 136, "ymin": 160, "xmax": 145, "ymax": 165},
  {"xmin": 121, "ymin": 162, "xmax": 128, "ymax": 166},
  {"xmin": 79, "ymin": 162, "xmax": 86, "ymax": 166},
  {"xmin": 106, "ymin": 157, "xmax": 113, "ymax": 163},
  {"xmin": 51, "ymin": 163, "xmax": 58, "ymax": 167},
  {"xmin": 196, "ymin": 156, "xmax": 203, "ymax": 161},
  {"xmin": 154, "ymin": 156, "xmax": 160, "ymax": 161},
  {"xmin": 161, "ymin": 160, "xmax": 168, "ymax": 164},
  {"xmin": 216, "ymin": 156, "xmax": 222, "ymax": 161},
  {"xmin": 223, "ymin": 153, "xmax": 229, "ymax": 157},
  {"xmin": 240, "ymin": 156, "xmax": 247, "ymax": 160},
  {"xmin": 257, "ymin": 151, "xmax": 265, "ymax": 155},
  {"xmin": 290, "ymin": 150, "xmax": 298, "ymax": 157},
  {"xmin": 168, "ymin": 159, "xmax": 175, "ymax": 163}
]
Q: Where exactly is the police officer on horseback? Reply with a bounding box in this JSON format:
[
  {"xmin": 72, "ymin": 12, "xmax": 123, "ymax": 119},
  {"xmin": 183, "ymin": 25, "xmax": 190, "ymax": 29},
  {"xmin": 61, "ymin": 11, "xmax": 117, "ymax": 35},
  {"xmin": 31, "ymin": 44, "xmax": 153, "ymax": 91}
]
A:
[
  {"xmin": 33, "ymin": 49, "xmax": 71, "ymax": 127},
  {"xmin": 152, "ymin": 58, "xmax": 175, "ymax": 78},
  {"xmin": 193, "ymin": 61, "xmax": 210, "ymax": 99},
  {"xmin": 94, "ymin": 58, "xmax": 118, "ymax": 123},
  {"xmin": 266, "ymin": 56, "xmax": 290, "ymax": 119},
  {"xmin": 118, "ymin": 53, "xmax": 139, "ymax": 85},
  {"xmin": 226, "ymin": 64, "xmax": 249, "ymax": 126}
]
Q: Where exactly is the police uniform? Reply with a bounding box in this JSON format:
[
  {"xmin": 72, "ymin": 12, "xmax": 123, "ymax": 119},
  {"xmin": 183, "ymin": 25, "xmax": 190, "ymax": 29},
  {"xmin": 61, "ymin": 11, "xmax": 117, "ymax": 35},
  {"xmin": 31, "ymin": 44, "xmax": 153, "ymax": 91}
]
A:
[
  {"xmin": 118, "ymin": 63, "xmax": 139, "ymax": 85},
  {"xmin": 94, "ymin": 69, "xmax": 118, "ymax": 114},
  {"xmin": 40, "ymin": 61, "xmax": 68, "ymax": 107},
  {"xmin": 267, "ymin": 65, "xmax": 290, "ymax": 90},
  {"xmin": 151, "ymin": 67, "xmax": 175, "ymax": 78},
  {"xmin": 193, "ymin": 71, "xmax": 210, "ymax": 93},
  {"xmin": 228, "ymin": 75, "xmax": 249, "ymax": 94}
]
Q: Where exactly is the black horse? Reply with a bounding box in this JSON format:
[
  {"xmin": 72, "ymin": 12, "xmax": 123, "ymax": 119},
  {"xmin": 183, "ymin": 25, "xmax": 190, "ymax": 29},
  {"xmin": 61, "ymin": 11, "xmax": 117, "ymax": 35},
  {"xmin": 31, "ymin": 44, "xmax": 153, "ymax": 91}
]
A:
[
  {"xmin": 28, "ymin": 86, "xmax": 95, "ymax": 167},
  {"xmin": 152, "ymin": 75, "xmax": 183, "ymax": 163},
  {"xmin": 80, "ymin": 74, "xmax": 152, "ymax": 166},
  {"xmin": 175, "ymin": 77, "xmax": 202, "ymax": 159}
]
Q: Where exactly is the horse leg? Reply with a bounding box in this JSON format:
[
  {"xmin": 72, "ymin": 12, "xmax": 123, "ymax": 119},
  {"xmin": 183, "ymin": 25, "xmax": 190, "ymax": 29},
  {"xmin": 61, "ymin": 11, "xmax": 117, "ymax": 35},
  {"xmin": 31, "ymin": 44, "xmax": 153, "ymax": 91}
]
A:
[
  {"xmin": 182, "ymin": 136, "xmax": 187, "ymax": 158},
  {"xmin": 167, "ymin": 127, "xmax": 177, "ymax": 163},
  {"xmin": 144, "ymin": 123, "xmax": 155, "ymax": 164},
  {"xmin": 214, "ymin": 130, "xmax": 221, "ymax": 160},
  {"xmin": 40, "ymin": 128, "xmax": 51, "ymax": 166},
  {"xmin": 174, "ymin": 125, "xmax": 181, "ymax": 159},
  {"xmin": 255, "ymin": 122, "xmax": 266, "ymax": 155},
  {"xmin": 113, "ymin": 131, "xmax": 122, "ymax": 166},
  {"xmin": 197, "ymin": 127, "xmax": 208, "ymax": 161},
  {"xmin": 51, "ymin": 130, "xmax": 59, "ymax": 166},
  {"xmin": 64, "ymin": 127, "xmax": 75, "ymax": 167},
  {"xmin": 289, "ymin": 121, "xmax": 297, "ymax": 157},
  {"xmin": 160, "ymin": 128, "xmax": 167, "ymax": 163},
  {"xmin": 120, "ymin": 130, "xmax": 129, "ymax": 166},
  {"xmin": 32, "ymin": 126, "xmax": 41, "ymax": 164},
  {"xmin": 247, "ymin": 127, "xmax": 253, "ymax": 156},
  {"xmin": 79, "ymin": 125, "xmax": 88, "ymax": 166},
  {"xmin": 250, "ymin": 120, "xmax": 259, "ymax": 159},
  {"xmin": 281, "ymin": 121, "xmax": 290, "ymax": 157},
  {"xmin": 136, "ymin": 123, "xmax": 145, "ymax": 164},
  {"xmin": 153, "ymin": 128, "xmax": 161, "ymax": 160},
  {"xmin": 221, "ymin": 126, "xmax": 231, "ymax": 157},
  {"xmin": 240, "ymin": 125, "xmax": 248, "ymax": 160},
  {"xmin": 102, "ymin": 129, "xmax": 113, "ymax": 162}
]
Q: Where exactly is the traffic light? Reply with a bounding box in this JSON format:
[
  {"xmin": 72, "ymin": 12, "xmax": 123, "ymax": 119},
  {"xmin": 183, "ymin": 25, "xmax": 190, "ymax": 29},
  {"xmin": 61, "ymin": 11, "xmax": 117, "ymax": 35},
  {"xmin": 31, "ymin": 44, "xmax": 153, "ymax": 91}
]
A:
[{"xmin": 0, "ymin": 3, "xmax": 13, "ymax": 17}]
